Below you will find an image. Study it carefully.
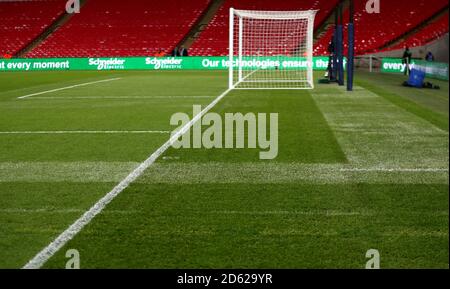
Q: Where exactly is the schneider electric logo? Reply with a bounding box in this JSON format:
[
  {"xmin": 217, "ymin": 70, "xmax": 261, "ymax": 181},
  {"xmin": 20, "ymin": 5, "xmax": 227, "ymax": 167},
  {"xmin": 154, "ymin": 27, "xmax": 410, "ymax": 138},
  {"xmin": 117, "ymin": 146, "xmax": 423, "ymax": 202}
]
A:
[
  {"xmin": 146, "ymin": 57, "xmax": 183, "ymax": 70},
  {"xmin": 88, "ymin": 58, "xmax": 126, "ymax": 70}
]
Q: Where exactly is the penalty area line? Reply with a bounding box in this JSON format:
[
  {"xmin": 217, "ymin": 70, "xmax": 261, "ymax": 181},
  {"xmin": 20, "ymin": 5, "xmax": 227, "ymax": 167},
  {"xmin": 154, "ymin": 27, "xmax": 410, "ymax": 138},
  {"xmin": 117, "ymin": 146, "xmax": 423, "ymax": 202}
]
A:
[
  {"xmin": 22, "ymin": 88, "xmax": 233, "ymax": 269},
  {"xmin": 17, "ymin": 78, "xmax": 121, "ymax": 99}
]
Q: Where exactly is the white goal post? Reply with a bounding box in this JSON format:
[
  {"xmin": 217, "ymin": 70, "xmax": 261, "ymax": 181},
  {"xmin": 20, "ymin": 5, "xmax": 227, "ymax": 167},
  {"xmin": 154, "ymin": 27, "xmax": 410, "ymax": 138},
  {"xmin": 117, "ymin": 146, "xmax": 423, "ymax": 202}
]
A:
[{"xmin": 229, "ymin": 8, "xmax": 318, "ymax": 90}]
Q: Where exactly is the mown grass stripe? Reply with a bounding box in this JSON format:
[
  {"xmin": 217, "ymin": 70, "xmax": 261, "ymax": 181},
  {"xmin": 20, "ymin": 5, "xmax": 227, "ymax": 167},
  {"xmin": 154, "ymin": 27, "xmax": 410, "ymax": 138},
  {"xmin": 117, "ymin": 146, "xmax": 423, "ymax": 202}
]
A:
[
  {"xmin": 1, "ymin": 162, "xmax": 447, "ymax": 184},
  {"xmin": 355, "ymin": 79, "xmax": 449, "ymax": 132}
]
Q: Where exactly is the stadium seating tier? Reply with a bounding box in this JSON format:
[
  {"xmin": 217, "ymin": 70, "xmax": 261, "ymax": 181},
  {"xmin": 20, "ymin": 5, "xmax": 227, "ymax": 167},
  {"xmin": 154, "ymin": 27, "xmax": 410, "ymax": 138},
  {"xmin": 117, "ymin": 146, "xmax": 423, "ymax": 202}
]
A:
[
  {"xmin": 0, "ymin": 0, "xmax": 66, "ymax": 56},
  {"xmin": 1, "ymin": 0, "xmax": 447, "ymax": 58},
  {"xmin": 314, "ymin": 0, "xmax": 448, "ymax": 56},
  {"xmin": 189, "ymin": 0, "xmax": 340, "ymax": 56},
  {"xmin": 26, "ymin": 0, "xmax": 210, "ymax": 58},
  {"xmin": 390, "ymin": 12, "xmax": 449, "ymax": 50}
]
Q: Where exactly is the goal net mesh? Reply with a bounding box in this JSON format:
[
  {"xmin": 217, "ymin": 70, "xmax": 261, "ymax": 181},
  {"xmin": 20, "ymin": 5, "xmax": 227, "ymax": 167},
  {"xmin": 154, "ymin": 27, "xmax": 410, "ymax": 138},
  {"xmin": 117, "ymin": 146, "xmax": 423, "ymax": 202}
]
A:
[{"xmin": 229, "ymin": 9, "xmax": 317, "ymax": 89}]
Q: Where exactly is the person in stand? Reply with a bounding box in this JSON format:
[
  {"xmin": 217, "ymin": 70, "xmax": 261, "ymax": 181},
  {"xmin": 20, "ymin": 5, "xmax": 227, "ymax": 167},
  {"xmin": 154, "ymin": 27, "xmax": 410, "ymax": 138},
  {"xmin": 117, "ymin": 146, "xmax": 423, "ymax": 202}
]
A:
[
  {"xmin": 171, "ymin": 47, "xmax": 180, "ymax": 57},
  {"xmin": 154, "ymin": 49, "xmax": 166, "ymax": 57},
  {"xmin": 3, "ymin": 52, "xmax": 12, "ymax": 59},
  {"xmin": 402, "ymin": 46, "xmax": 412, "ymax": 75},
  {"xmin": 179, "ymin": 46, "xmax": 189, "ymax": 57},
  {"xmin": 425, "ymin": 51, "xmax": 434, "ymax": 62}
]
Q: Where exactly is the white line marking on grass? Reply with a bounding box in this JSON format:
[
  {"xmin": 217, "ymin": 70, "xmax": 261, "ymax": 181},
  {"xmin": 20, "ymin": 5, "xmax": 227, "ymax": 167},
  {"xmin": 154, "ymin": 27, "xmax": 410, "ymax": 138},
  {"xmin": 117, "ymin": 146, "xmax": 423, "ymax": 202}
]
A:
[
  {"xmin": 339, "ymin": 168, "xmax": 449, "ymax": 173},
  {"xmin": 162, "ymin": 156, "xmax": 180, "ymax": 160},
  {"xmin": 22, "ymin": 88, "xmax": 232, "ymax": 269},
  {"xmin": 212, "ymin": 210, "xmax": 366, "ymax": 216},
  {"xmin": 26, "ymin": 96, "xmax": 214, "ymax": 100},
  {"xmin": 0, "ymin": 208, "xmax": 85, "ymax": 214},
  {"xmin": 0, "ymin": 208, "xmax": 138, "ymax": 215},
  {"xmin": 0, "ymin": 130, "xmax": 170, "ymax": 135},
  {"xmin": 17, "ymin": 78, "xmax": 121, "ymax": 99}
]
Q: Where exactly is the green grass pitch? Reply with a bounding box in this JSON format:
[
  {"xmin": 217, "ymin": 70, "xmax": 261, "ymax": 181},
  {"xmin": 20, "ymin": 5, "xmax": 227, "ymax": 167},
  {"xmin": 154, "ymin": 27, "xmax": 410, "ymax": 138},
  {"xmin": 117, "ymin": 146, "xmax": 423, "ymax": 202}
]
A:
[{"xmin": 0, "ymin": 70, "xmax": 448, "ymax": 268}]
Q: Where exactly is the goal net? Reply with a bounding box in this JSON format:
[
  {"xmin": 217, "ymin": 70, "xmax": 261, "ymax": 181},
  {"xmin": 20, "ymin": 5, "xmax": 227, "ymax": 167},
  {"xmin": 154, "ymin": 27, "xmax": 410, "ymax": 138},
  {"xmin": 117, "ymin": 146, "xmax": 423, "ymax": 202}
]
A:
[{"xmin": 229, "ymin": 9, "xmax": 317, "ymax": 90}]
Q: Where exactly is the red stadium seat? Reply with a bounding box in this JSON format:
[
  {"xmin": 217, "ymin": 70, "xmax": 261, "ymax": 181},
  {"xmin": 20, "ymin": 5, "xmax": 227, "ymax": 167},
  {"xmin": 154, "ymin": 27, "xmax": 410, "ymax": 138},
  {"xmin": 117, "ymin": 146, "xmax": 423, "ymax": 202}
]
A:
[
  {"xmin": 189, "ymin": 0, "xmax": 340, "ymax": 56},
  {"xmin": 314, "ymin": 0, "xmax": 448, "ymax": 56},
  {"xmin": 2, "ymin": 0, "xmax": 447, "ymax": 58},
  {"xmin": 26, "ymin": 0, "xmax": 210, "ymax": 58},
  {"xmin": 0, "ymin": 0, "xmax": 66, "ymax": 56},
  {"xmin": 390, "ymin": 12, "xmax": 449, "ymax": 50}
]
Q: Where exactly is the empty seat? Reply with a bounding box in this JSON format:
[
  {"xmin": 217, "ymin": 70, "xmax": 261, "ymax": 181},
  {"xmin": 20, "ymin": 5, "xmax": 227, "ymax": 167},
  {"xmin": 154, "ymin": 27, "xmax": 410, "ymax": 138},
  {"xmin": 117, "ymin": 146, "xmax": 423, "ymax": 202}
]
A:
[
  {"xmin": 26, "ymin": 0, "xmax": 210, "ymax": 58},
  {"xmin": 0, "ymin": 0, "xmax": 65, "ymax": 56}
]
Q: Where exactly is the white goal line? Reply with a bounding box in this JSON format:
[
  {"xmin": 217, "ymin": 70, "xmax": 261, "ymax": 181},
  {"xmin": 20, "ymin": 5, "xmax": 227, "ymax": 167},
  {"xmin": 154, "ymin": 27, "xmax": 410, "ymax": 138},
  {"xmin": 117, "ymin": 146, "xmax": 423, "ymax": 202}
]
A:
[
  {"xmin": 244, "ymin": 80, "xmax": 311, "ymax": 83},
  {"xmin": 17, "ymin": 78, "xmax": 121, "ymax": 99}
]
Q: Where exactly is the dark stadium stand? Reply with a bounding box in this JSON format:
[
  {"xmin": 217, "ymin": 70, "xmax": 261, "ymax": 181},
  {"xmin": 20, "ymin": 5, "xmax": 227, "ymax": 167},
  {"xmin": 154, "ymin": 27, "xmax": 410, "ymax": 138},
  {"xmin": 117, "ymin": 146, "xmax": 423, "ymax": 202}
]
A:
[
  {"xmin": 0, "ymin": 0, "xmax": 65, "ymax": 56},
  {"xmin": 26, "ymin": 0, "xmax": 210, "ymax": 58},
  {"xmin": 188, "ymin": 0, "xmax": 340, "ymax": 56},
  {"xmin": 314, "ymin": 0, "xmax": 449, "ymax": 56}
]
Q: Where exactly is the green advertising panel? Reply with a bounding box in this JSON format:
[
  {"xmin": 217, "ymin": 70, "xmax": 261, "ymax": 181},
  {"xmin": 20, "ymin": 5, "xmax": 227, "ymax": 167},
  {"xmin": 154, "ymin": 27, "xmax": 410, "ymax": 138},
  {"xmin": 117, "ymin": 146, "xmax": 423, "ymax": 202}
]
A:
[
  {"xmin": 381, "ymin": 58, "xmax": 449, "ymax": 80},
  {"xmin": 0, "ymin": 56, "xmax": 334, "ymax": 72}
]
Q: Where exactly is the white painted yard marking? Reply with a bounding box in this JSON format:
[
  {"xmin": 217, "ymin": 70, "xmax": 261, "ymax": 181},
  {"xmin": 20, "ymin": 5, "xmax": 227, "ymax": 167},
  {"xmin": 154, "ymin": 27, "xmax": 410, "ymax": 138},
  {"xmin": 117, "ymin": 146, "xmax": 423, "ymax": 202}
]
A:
[
  {"xmin": 0, "ymin": 130, "xmax": 170, "ymax": 135},
  {"xmin": 22, "ymin": 88, "xmax": 232, "ymax": 269},
  {"xmin": 17, "ymin": 78, "xmax": 121, "ymax": 99}
]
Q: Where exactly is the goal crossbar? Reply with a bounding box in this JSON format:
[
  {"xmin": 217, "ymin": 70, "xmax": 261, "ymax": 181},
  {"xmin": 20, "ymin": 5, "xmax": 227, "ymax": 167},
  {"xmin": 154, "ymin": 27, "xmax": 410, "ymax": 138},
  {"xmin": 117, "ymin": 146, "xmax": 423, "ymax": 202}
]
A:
[{"xmin": 234, "ymin": 9, "xmax": 317, "ymax": 20}]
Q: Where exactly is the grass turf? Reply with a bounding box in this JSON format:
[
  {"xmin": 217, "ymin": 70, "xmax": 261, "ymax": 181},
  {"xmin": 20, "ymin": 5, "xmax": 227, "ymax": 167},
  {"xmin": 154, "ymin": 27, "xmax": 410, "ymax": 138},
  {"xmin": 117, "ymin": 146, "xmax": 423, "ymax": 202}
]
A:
[
  {"xmin": 0, "ymin": 70, "xmax": 448, "ymax": 268},
  {"xmin": 355, "ymin": 71, "xmax": 449, "ymax": 131}
]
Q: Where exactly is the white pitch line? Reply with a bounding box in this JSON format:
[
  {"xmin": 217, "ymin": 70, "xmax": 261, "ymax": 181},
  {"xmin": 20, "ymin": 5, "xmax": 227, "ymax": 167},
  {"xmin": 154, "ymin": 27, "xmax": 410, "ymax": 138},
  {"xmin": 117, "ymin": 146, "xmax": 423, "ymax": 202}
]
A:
[
  {"xmin": 17, "ymin": 78, "xmax": 121, "ymax": 99},
  {"xmin": 26, "ymin": 96, "xmax": 214, "ymax": 99},
  {"xmin": 0, "ymin": 208, "xmax": 85, "ymax": 214},
  {"xmin": 0, "ymin": 130, "xmax": 170, "ymax": 135},
  {"xmin": 212, "ymin": 210, "xmax": 365, "ymax": 216},
  {"xmin": 0, "ymin": 208, "xmax": 137, "ymax": 214},
  {"xmin": 22, "ymin": 88, "xmax": 232, "ymax": 269},
  {"xmin": 340, "ymin": 168, "xmax": 449, "ymax": 173}
]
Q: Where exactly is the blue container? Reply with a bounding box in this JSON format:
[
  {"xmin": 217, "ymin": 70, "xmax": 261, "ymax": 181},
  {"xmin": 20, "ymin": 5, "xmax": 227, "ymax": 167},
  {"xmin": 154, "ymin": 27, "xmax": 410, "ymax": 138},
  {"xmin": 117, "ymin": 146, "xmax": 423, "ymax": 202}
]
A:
[{"xmin": 407, "ymin": 69, "xmax": 426, "ymax": 88}]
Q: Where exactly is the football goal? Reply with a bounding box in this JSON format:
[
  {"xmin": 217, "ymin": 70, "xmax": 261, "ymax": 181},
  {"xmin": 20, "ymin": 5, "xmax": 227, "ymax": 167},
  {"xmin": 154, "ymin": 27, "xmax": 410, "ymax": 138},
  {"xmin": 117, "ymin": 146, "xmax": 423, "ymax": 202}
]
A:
[{"xmin": 229, "ymin": 9, "xmax": 317, "ymax": 90}]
